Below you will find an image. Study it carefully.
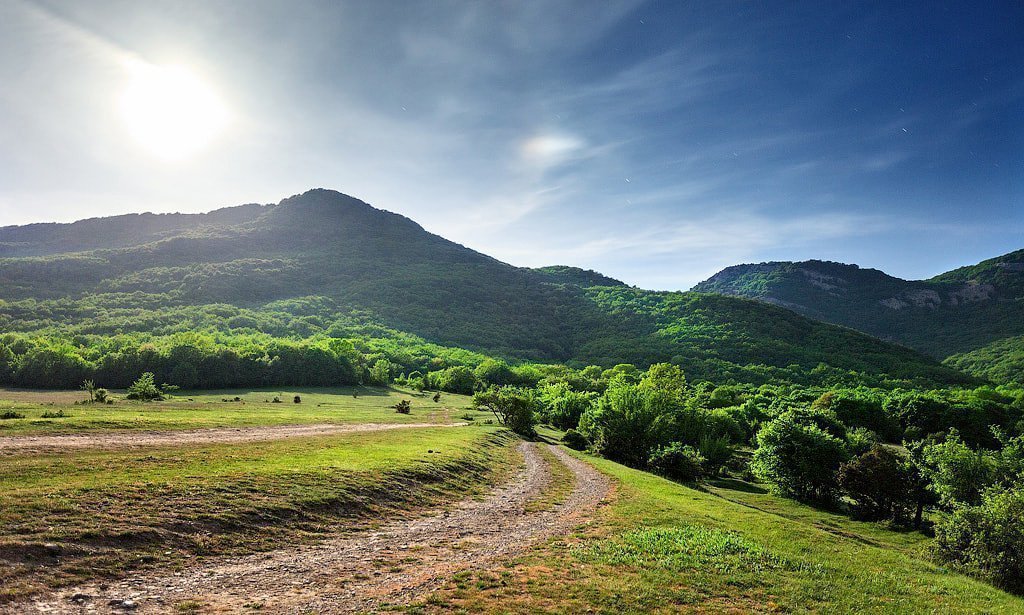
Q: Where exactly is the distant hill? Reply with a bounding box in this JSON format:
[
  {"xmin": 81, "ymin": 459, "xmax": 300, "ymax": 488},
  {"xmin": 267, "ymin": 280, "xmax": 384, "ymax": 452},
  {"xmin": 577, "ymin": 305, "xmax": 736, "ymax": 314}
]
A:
[
  {"xmin": 693, "ymin": 255, "xmax": 1024, "ymax": 359},
  {"xmin": 945, "ymin": 336, "xmax": 1024, "ymax": 385},
  {"xmin": 0, "ymin": 189, "xmax": 967, "ymax": 386}
]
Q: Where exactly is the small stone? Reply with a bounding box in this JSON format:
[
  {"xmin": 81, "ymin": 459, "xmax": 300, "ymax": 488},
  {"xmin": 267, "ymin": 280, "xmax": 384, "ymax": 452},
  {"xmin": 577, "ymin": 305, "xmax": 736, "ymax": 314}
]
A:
[
  {"xmin": 43, "ymin": 542, "xmax": 60, "ymax": 553},
  {"xmin": 70, "ymin": 593, "xmax": 90, "ymax": 604}
]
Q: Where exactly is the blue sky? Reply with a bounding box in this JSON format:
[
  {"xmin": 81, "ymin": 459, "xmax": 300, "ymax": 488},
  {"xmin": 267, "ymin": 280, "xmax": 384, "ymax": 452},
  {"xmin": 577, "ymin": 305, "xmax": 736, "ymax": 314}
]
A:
[{"xmin": 1, "ymin": 0, "xmax": 1021, "ymax": 289}]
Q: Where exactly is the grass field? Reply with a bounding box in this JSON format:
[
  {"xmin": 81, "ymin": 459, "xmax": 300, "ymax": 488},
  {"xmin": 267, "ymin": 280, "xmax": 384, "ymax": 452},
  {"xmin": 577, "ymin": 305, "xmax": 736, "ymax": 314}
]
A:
[
  {"xmin": 417, "ymin": 447, "xmax": 1024, "ymax": 614},
  {"xmin": 0, "ymin": 386, "xmax": 479, "ymax": 434},
  {"xmin": 0, "ymin": 422, "xmax": 513, "ymax": 602}
]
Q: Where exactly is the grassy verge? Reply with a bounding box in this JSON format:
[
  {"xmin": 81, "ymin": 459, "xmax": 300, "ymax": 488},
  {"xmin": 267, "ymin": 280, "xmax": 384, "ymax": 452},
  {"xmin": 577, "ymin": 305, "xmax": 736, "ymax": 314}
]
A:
[
  {"xmin": 0, "ymin": 425, "xmax": 513, "ymax": 602},
  {"xmin": 0, "ymin": 386, "xmax": 486, "ymax": 435},
  {"xmin": 416, "ymin": 448, "xmax": 1024, "ymax": 614}
]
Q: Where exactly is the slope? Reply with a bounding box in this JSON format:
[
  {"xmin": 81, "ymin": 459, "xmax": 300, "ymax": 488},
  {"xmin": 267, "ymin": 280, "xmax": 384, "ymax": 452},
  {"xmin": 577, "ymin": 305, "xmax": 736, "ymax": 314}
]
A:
[
  {"xmin": 0, "ymin": 189, "xmax": 967, "ymax": 386},
  {"xmin": 693, "ymin": 255, "xmax": 1024, "ymax": 358}
]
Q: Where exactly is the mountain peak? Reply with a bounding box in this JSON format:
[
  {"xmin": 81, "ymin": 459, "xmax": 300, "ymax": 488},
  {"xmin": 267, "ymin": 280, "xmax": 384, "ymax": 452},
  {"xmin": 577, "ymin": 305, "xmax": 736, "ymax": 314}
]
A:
[{"xmin": 261, "ymin": 189, "xmax": 424, "ymax": 234}]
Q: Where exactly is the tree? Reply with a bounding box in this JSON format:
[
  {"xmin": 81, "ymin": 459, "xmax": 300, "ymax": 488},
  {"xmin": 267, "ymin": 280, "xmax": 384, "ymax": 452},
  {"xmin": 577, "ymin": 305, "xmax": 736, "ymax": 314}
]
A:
[
  {"xmin": 751, "ymin": 412, "xmax": 850, "ymax": 503},
  {"xmin": 918, "ymin": 431, "xmax": 996, "ymax": 508},
  {"xmin": 837, "ymin": 445, "xmax": 915, "ymax": 522},
  {"xmin": 474, "ymin": 359, "xmax": 517, "ymax": 386},
  {"xmin": 126, "ymin": 372, "xmax": 164, "ymax": 401},
  {"xmin": 472, "ymin": 386, "xmax": 537, "ymax": 436},
  {"xmin": 369, "ymin": 359, "xmax": 393, "ymax": 386},
  {"xmin": 935, "ymin": 486, "xmax": 1024, "ymax": 593},
  {"xmin": 433, "ymin": 366, "xmax": 476, "ymax": 394},
  {"xmin": 578, "ymin": 382, "xmax": 676, "ymax": 468},
  {"xmin": 538, "ymin": 382, "xmax": 597, "ymax": 430}
]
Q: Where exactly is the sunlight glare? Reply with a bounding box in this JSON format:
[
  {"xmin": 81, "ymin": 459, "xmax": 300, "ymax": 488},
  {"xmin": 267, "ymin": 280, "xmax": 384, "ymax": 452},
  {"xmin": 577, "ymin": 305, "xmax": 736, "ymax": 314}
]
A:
[{"xmin": 118, "ymin": 63, "xmax": 229, "ymax": 161}]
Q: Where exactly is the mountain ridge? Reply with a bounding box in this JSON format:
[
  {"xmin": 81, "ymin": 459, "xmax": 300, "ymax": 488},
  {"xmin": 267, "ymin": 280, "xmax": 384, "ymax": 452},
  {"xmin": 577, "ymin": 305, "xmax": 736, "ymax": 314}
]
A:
[
  {"xmin": 692, "ymin": 254, "xmax": 1024, "ymax": 361},
  {"xmin": 0, "ymin": 189, "xmax": 970, "ymax": 387}
]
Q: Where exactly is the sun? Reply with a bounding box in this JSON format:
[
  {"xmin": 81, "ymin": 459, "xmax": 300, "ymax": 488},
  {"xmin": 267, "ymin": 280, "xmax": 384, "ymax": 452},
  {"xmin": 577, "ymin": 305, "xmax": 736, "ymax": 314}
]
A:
[{"xmin": 118, "ymin": 63, "xmax": 229, "ymax": 161}]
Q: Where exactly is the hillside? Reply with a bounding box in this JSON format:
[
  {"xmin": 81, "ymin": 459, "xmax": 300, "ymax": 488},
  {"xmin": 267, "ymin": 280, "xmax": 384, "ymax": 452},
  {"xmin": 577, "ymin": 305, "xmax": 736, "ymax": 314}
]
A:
[
  {"xmin": 0, "ymin": 189, "xmax": 967, "ymax": 387},
  {"xmin": 946, "ymin": 336, "xmax": 1024, "ymax": 384},
  {"xmin": 693, "ymin": 256, "xmax": 1024, "ymax": 359}
]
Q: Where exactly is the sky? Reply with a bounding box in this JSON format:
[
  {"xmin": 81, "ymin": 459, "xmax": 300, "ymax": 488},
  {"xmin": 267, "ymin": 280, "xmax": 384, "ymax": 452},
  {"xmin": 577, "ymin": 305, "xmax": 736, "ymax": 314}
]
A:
[{"xmin": 1, "ymin": 0, "xmax": 1021, "ymax": 290}]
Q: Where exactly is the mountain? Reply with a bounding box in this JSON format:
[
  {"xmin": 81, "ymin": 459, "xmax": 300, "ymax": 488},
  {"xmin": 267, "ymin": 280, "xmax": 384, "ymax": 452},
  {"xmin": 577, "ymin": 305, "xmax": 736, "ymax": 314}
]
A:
[
  {"xmin": 0, "ymin": 189, "xmax": 967, "ymax": 387},
  {"xmin": 693, "ymin": 255, "xmax": 1024, "ymax": 359},
  {"xmin": 946, "ymin": 336, "xmax": 1024, "ymax": 385}
]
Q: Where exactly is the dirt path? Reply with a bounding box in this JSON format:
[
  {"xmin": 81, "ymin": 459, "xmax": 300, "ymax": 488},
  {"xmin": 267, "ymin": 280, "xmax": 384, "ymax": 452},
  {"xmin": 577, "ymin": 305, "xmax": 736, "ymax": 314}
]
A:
[
  {"xmin": 20, "ymin": 442, "xmax": 611, "ymax": 614},
  {"xmin": 0, "ymin": 422, "xmax": 466, "ymax": 454}
]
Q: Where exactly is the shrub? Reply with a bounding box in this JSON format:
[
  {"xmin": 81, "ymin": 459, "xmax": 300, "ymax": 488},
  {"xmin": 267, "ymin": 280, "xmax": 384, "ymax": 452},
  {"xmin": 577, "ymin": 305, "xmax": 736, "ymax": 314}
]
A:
[
  {"xmin": 935, "ymin": 486, "xmax": 1024, "ymax": 592},
  {"xmin": 538, "ymin": 383, "xmax": 597, "ymax": 430},
  {"xmin": 648, "ymin": 442, "xmax": 705, "ymax": 482},
  {"xmin": 562, "ymin": 428, "xmax": 589, "ymax": 451},
  {"xmin": 41, "ymin": 409, "xmax": 69, "ymax": 418},
  {"xmin": 838, "ymin": 445, "xmax": 915, "ymax": 522},
  {"xmin": 472, "ymin": 386, "xmax": 537, "ymax": 437},
  {"xmin": 394, "ymin": 399, "xmax": 412, "ymax": 414},
  {"xmin": 697, "ymin": 433, "xmax": 734, "ymax": 474},
  {"xmin": 751, "ymin": 412, "xmax": 850, "ymax": 503},
  {"xmin": 918, "ymin": 431, "xmax": 996, "ymax": 508},
  {"xmin": 125, "ymin": 372, "xmax": 164, "ymax": 401},
  {"xmin": 578, "ymin": 382, "xmax": 676, "ymax": 468},
  {"xmin": 293, "ymin": 395, "xmax": 301, "ymax": 404},
  {"xmin": 0, "ymin": 410, "xmax": 25, "ymax": 420}
]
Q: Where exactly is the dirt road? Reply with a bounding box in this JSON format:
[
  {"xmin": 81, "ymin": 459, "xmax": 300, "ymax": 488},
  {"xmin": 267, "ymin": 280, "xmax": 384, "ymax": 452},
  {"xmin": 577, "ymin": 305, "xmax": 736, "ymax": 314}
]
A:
[
  {"xmin": 0, "ymin": 422, "xmax": 466, "ymax": 454},
  {"xmin": 21, "ymin": 442, "xmax": 611, "ymax": 614}
]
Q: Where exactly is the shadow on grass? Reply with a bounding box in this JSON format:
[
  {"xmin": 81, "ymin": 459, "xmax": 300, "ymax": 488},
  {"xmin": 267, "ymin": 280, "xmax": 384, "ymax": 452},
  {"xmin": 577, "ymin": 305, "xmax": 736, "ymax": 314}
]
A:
[{"xmin": 706, "ymin": 477, "xmax": 768, "ymax": 494}]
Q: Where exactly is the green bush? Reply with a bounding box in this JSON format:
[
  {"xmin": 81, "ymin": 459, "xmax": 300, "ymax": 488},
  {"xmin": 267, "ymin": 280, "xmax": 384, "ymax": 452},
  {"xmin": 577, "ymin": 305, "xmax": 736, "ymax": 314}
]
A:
[
  {"xmin": 648, "ymin": 442, "xmax": 705, "ymax": 482},
  {"xmin": 0, "ymin": 410, "xmax": 25, "ymax": 420},
  {"xmin": 562, "ymin": 428, "xmax": 589, "ymax": 451},
  {"xmin": 473, "ymin": 386, "xmax": 537, "ymax": 437},
  {"xmin": 935, "ymin": 486, "xmax": 1024, "ymax": 592},
  {"xmin": 125, "ymin": 372, "xmax": 164, "ymax": 401},
  {"xmin": 837, "ymin": 445, "xmax": 915, "ymax": 522},
  {"xmin": 751, "ymin": 411, "xmax": 850, "ymax": 503}
]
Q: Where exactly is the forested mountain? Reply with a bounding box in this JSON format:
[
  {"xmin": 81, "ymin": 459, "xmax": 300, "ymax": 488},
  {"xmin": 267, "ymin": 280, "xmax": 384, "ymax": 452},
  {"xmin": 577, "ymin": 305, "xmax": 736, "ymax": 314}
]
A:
[
  {"xmin": 0, "ymin": 189, "xmax": 967, "ymax": 388},
  {"xmin": 693, "ymin": 254, "xmax": 1024, "ymax": 360}
]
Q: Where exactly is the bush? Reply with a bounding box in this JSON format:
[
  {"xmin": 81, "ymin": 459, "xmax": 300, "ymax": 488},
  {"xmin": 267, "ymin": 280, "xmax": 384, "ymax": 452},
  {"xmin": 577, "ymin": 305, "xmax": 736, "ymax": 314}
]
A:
[
  {"xmin": 838, "ymin": 445, "xmax": 915, "ymax": 522},
  {"xmin": 935, "ymin": 486, "xmax": 1024, "ymax": 592},
  {"xmin": 0, "ymin": 410, "xmax": 25, "ymax": 420},
  {"xmin": 125, "ymin": 372, "xmax": 164, "ymax": 401},
  {"xmin": 538, "ymin": 383, "xmax": 597, "ymax": 430},
  {"xmin": 648, "ymin": 442, "xmax": 705, "ymax": 482},
  {"xmin": 918, "ymin": 431, "xmax": 996, "ymax": 508},
  {"xmin": 41, "ymin": 409, "xmax": 69, "ymax": 418},
  {"xmin": 394, "ymin": 399, "xmax": 412, "ymax": 414},
  {"xmin": 473, "ymin": 386, "xmax": 537, "ymax": 437},
  {"xmin": 293, "ymin": 395, "xmax": 301, "ymax": 404},
  {"xmin": 562, "ymin": 428, "xmax": 589, "ymax": 450},
  {"xmin": 751, "ymin": 412, "xmax": 850, "ymax": 503},
  {"xmin": 578, "ymin": 382, "xmax": 675, "ymax": 468},
  {"xmin": 697, "ymin": 433, "xmax": 734, "ymax": 474}
]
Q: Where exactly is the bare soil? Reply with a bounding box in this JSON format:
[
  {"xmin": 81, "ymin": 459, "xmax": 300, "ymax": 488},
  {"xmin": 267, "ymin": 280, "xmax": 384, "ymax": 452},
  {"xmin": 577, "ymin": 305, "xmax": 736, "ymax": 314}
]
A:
[{"xmin": 17, "ymin": 442, "xmax": 611, "ymax": 614}]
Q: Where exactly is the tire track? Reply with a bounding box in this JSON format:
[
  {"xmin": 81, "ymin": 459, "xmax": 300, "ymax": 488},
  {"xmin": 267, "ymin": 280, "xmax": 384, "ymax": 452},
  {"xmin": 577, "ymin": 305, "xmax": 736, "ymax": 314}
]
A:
[{"xmin": 20, "ymin": 442, "xmax": 611, "ymax": 614}]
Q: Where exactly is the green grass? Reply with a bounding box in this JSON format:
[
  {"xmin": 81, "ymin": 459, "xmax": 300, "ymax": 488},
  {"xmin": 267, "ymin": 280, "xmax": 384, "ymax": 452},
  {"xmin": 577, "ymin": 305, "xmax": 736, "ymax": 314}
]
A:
[
  {"xmin": 0, "ymin": 386, "xmax": 484, "ymax": 435},
  {"xmin": 0, "ymin": 424, "xmax": 513, "ymax": 602},
  {"xmin": 417, "ymin": 449, "xmax": 1024, "ymax": 614}
]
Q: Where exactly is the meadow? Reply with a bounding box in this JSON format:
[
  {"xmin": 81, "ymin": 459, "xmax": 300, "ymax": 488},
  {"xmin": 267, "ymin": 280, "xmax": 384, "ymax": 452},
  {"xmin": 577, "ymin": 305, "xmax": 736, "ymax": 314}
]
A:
[
  {"xmin": 0, "ymin": 386, "xmax": 475, "ymax": 435},
  {"xmin": 417, "ymin": 447, "xmax": 1024, "ymax": 614},
  {"xmin": 0, "ymin": 386, "xmax": 505, "ymax": 603}
]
